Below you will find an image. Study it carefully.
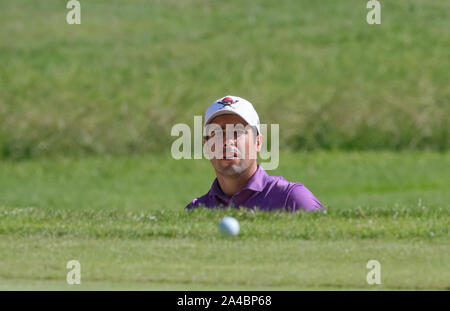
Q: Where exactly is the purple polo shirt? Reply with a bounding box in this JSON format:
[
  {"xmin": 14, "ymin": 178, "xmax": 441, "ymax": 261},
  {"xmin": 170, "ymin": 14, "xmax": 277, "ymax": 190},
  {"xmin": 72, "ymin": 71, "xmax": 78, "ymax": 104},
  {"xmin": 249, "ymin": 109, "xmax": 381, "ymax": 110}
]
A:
[{"xmin": 185, "ymin": 165, "xmax": 324, "ymax": 212}]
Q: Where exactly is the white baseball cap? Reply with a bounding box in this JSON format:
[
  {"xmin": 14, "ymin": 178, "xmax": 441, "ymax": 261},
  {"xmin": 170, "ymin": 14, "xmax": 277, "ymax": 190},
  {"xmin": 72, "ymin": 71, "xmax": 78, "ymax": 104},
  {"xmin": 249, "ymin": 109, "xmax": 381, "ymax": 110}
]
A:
[{"xmin": 204, "ymin": 95, "xmax": 261, "ymax": 134}]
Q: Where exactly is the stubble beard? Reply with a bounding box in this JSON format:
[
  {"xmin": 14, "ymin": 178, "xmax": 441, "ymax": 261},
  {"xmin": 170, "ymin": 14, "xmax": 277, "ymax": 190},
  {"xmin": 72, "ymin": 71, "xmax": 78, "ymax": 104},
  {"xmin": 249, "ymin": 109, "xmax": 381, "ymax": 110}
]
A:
[{"xmin": 214, "ymin": 158, "xmax": 254, "ymax": 177}]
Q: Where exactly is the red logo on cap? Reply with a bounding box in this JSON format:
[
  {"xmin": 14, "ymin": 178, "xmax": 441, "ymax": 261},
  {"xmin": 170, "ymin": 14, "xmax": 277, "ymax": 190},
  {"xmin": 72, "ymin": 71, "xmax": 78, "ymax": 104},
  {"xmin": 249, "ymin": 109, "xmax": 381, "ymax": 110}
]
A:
[{"xmin": 218, "ymin": 97, "xmax": 238, "ymax": 107}]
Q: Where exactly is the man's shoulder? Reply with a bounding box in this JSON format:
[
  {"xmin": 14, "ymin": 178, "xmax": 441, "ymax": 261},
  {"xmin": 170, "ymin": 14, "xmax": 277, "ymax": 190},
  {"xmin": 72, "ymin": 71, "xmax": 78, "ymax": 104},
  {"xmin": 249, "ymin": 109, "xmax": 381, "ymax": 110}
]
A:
[
  {"xmin": 257, "ymin": 174, "xmax": 303, "ymax": 205},
  {"xmin": 185, "ymin": 192, "xmax": 211, "ymax": 209},
  {"xmin": 263, "ymin": 174, "xmax": 324, "ymax": 211},
  {"xmin": 264, "ymin": 174, "xmax": 304, "ymax": 193}
]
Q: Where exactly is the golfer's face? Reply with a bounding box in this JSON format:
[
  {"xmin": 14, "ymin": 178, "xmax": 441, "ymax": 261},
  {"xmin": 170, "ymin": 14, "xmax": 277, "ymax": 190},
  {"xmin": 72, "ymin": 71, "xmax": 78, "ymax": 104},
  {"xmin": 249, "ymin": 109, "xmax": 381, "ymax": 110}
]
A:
[{"xmin": 204, "ymin": 114, "xmax": 260, "ymax": 175}]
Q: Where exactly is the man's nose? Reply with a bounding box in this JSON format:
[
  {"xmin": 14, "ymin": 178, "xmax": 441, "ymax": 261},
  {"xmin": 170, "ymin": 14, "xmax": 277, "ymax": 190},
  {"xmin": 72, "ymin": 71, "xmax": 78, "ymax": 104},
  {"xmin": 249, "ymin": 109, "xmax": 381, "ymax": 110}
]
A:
[{"xmin": 223, "ymin": 132, "xmax": 237, "ymax": 146}]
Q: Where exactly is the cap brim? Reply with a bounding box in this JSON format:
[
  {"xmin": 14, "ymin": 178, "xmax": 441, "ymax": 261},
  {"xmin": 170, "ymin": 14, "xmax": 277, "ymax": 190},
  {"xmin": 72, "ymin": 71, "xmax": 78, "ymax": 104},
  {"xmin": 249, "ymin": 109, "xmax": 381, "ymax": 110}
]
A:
[{"xmin": 204, "ymin": 110, "xmax": 249, "ymax": 127}]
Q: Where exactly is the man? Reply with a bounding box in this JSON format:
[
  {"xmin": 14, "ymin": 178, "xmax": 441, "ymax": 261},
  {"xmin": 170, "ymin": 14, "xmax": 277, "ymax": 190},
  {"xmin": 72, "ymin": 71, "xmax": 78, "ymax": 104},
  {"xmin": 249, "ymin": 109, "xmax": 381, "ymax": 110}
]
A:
[{"xmin": 185, "ymin": 95, "xmax": 324, "ymax": 212}]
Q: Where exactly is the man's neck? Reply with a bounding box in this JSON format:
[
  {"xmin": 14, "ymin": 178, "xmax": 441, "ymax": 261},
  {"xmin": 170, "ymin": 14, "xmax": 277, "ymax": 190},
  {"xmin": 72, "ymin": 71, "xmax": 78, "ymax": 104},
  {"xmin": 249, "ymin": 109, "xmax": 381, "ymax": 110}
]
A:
[{"xmin": 216, "ymin": 163, "xmax": 258, "ymax": 196}]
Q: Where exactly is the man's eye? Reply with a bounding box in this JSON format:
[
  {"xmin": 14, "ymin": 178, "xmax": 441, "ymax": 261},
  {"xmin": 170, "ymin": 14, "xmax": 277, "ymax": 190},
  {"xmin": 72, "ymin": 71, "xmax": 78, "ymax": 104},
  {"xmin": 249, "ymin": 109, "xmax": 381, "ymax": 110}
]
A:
[{"xmin": 206, "ymin": 129, "xmax": 246, "ymax": 139}]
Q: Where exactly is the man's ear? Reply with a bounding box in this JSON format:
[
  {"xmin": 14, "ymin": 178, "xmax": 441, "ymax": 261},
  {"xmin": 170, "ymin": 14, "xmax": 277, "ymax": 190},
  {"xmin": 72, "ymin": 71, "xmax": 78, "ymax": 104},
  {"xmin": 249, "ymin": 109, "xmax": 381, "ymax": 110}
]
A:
[{"xmin": 256, "ymin": 134, "xmax": 263, "ymax": 153}]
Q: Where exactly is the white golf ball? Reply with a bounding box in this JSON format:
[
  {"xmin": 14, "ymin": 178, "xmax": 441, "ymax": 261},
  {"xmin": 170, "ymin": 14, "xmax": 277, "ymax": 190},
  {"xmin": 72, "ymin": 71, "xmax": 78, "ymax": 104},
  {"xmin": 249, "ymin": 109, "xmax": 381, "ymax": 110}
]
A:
[{"xmin": 218, "ymin": 217, "xmax": 240, "ymax": 236}]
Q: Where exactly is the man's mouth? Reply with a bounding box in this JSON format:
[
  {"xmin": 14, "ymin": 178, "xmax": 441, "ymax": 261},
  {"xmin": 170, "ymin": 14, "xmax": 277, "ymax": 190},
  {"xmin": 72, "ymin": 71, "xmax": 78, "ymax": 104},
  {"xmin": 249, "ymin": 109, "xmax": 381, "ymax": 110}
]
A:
[{"xmin": 222, "ymin": 149, "xmax": 239, "ymax": 159}]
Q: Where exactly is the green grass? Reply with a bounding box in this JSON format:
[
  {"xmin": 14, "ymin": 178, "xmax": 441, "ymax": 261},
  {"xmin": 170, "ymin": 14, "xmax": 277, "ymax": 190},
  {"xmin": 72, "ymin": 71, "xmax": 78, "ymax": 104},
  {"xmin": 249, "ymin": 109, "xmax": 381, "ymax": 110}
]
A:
[
  {"xmin": 0, "ymin": 151, "xmax": 449, "ymax": 290},
  {"xmin": 1, "ymin": 0, "xmax": 449, "ymax": 160}
]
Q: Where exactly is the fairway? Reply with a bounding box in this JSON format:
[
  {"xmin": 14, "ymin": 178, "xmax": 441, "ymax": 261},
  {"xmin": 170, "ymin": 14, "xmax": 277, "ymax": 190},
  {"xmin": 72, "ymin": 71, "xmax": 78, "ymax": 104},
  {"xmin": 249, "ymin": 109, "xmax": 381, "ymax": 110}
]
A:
[{"xmin": 0, "ymin": 152, "xmax": 449, "ymax": 290}]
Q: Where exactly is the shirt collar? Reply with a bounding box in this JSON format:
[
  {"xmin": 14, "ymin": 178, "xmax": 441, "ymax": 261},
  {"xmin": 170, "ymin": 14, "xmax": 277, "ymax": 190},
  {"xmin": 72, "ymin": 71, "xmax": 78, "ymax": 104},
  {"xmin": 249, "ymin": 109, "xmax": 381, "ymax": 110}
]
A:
[
  {"xmin": 209, "ymin": 164, "xmax": 268, "ymax": 200},
  {"xmin": 243, "ymin": 164, "xmax": 268, "ymax": 192}
]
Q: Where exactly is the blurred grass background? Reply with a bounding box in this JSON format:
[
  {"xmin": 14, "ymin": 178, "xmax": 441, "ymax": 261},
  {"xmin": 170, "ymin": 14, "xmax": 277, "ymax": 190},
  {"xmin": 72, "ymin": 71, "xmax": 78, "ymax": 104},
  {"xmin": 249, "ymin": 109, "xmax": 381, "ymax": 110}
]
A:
[{"xmin": 1, "ymin": 0, "xmax": 449, "ymax": 160}]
